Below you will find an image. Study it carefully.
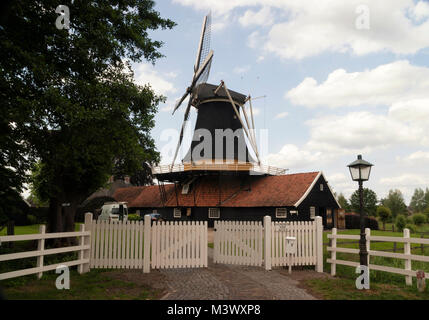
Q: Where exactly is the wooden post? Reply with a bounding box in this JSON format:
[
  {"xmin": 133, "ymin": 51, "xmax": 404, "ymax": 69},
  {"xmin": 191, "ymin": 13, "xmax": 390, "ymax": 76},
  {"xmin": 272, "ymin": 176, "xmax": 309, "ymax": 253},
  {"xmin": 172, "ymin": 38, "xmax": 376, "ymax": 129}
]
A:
[
  {"xmin": 365, "ymin": 228, "xmax": 371, "ymax": 266},
  {"xmin": 393, "ymin": 242, "xmax": 397, "ymax": 253},
  {"xmin": 330, "ymin": 228, "xmax": 337, "ymax": 276},
  {"xmin": 82, "ymin": 212, "xmax": 93, "ymax": 273},
  {"xmin": 78, "ymin": 224, "xmax": 85, "ymax": 274},
  {"xmin": 315, "ymin": 216, "xmax": 323, "ymax": 273},
  {"xmin": 7, "ymin": 221, "xmax": 14, "ymax": 249},
  {"xmin": 143, "ymin": 214, "xmax": 151, "ymax": 273},
  {"xmin": 264, "ymin": 215, "xmax": 272, "ymax": 271},
  {"xmin": 404, "ymin": 228, "xmax": 412, "ymax": 286},
  {"xmin": 421, "ymin": 235, "xmax": 424, "ymax": 254},
  {"xmin": 37, "ymin": 225, "xmax": 46, "ymax": 279}
]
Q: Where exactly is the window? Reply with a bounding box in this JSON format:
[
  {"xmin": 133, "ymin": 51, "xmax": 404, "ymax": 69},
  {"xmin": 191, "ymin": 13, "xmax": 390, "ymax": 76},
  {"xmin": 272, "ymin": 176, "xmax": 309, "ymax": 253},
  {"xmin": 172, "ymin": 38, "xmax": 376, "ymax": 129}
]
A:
[
  {"xmin": 208, "ymin": 208, "xmax": 220, "ymax": 219},
  {"xmin": 310, "ymin": 206, "xmax": 316, "ymax": 220},
  {"xmin": 186, "ymin": 208, "xmax": 192, "ymax": 217},
  {"xmin": 276, "ymin": 208, "xmax": 287, "ymax": 218},
  {"xmin": 290, "ymin": 210, "xmax": 298, "ymax": 215},
  {"xmin": 152, "ymin": 209, "xmax": 157, "ymax": 213},
  {"xmin": 320, "ymin": 184, "xmax": 324, "ymax": 191},
  {"xmin": 327, "ymin": 208, "xmax": 333, "ymax": 225},
  {"xmin": 173, "ymin": 208, "xmax": 181, "ymax": 218}
]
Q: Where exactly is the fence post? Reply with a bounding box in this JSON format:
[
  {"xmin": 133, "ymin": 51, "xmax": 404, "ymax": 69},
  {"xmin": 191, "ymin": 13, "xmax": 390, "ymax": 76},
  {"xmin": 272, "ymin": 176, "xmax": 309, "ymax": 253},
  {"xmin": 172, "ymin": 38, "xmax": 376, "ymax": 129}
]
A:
[
  {"xmin": 37, "ymin": 225, "xmax": 46, "ymax": 279},
  {"xmin": 83, "ymin": 212, "xmax": 93, "ymax": 273},
  {"xmin": 330, "ymin": 228, "xmax": 337, "ymax": 276},
  {"xmin": 365, "ymin": 228, "xmax": 371, "ymax": 266},
  {"xmin": 404, "ymin": 228, "xmax": 412, "ymax": 286},
  {"xmin": 264, "ymin": 215, "xmax": 272, "ymax": 271},
  {"xmin": 78, "ymin": 224, "xmax": 85, "ymax": 274},
  {"xmin": 421, "ymin": 235, "xmax": 424, "ymax": 254},
  {"xmin": 143, "ymin": 214, "xmax": 151, "ymax": 273},
  {"xmin": 315, "ymin": 216, "xmax": 323, "ymax": 273}
]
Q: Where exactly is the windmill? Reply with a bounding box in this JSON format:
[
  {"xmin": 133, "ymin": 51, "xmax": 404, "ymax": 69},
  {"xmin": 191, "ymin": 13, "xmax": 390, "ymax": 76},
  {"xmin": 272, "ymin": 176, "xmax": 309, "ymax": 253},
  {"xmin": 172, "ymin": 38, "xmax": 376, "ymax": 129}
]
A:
[{"xmin": 170, "ymin": 13, "xmax": 263, "ymax": 171}]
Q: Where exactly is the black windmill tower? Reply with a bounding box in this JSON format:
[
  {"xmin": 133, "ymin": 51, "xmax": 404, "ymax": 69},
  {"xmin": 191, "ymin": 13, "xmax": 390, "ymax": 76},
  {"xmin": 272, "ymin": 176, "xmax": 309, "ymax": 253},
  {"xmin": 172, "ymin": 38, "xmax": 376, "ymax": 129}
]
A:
[{"xmin": 152, "ymin": 13, "xmax": 286, "ymax": 208}]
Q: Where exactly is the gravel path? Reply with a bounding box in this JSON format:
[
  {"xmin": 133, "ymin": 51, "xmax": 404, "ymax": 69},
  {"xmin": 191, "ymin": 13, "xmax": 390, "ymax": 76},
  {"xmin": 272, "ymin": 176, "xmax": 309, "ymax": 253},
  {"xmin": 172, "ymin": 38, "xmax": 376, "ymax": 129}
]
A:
[{"xmin": 160, "ymin": 248, "xmax": 318, "ymax": 300}]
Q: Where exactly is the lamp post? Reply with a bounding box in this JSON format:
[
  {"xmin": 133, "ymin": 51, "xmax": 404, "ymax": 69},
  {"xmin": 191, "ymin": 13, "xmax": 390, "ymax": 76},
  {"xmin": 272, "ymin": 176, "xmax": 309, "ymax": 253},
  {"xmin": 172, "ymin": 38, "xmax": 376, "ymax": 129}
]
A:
[{"xmin": 347, "ymin": 155, "xmax": 373, "ymax": 267}]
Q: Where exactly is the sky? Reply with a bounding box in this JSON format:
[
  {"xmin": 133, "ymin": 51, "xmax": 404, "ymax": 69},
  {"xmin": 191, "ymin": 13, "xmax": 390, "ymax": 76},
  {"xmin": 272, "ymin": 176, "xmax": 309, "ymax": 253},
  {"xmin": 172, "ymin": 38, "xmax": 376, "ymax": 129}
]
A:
[{"xmin": 130, "ymin": 0, "xmax": 429, "ymax": 204}]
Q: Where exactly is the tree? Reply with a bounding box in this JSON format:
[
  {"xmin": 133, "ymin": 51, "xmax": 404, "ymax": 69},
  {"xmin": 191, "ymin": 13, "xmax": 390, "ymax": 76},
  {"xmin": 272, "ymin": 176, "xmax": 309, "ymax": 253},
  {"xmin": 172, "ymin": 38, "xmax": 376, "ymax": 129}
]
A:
[
  {"xmin": 337, "ymin": 193, "xmax": 350, "ymax": 212},
  {"xmin": 349, "ymin": 188, "xmax": 378, "ymax": 217},
  {"xmin": 376, "ymin": 206, "xmax": 391, "ymax": 231},
  {"xmin": 409, "ymin": 188, "xmax": 426, "ymax": 213},
  {"xmin": 412, "ymin": 213, "xmax": 426, "ymax": 226},
  {"xmin": 2, "ymin": 1, "xmax": 175, "ymax": 235},
  {"xmin": 380, "ymin": 189, "xmax": 407, "ymax": 219},
  {"xmin": 395, "ymin": 215, "xmax": 406, "ymax": 232}
]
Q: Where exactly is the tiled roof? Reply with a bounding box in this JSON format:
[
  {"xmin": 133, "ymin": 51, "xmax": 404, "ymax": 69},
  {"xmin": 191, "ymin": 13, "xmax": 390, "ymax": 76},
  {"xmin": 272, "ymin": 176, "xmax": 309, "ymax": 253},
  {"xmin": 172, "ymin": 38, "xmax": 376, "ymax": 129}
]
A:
[{"xmin": 113, "ymin": 172, "xmax": 321, "ymax": 208}]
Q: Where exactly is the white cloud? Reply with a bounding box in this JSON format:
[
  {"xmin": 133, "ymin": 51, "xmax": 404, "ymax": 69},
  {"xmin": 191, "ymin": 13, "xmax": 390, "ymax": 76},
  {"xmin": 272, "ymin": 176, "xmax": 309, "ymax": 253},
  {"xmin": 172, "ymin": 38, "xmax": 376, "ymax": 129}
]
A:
[
  {"xmin": 256, "ymin": 55, "xmax": 265, "ymax": 62},
  {"xmin": 134, "ymin": 63, "xmax": 177, "ymax": 96},
  {"xmin": 239, "ymin": 7, "xmax": 274, "ymax": 27},
  {"xmin": 264, "ymin": 144, "xmax": 323, "ymax": 170},
  {"xmin": 275, "ymin": 112, "xmax": 289, "ymax": 119},
  {"xmin": 380, "ymin": 174, "xmax": 428, "ymax": 187},
  {"xmin": 306, "ymin": 111, "xmax": 426, "ymax": 155},
  {"xmin": 233, "ymin": 65, "xmax": 251, "ymax": 74},
  {"xmin": 397, "ymin": 151, "xmax": 429, "ymax": 165},
  {"xmin": 286, "ymin": 61, "xmax": 429, "ymax": 108},
  {"xmin": 175, "ymin": 0, "xmax": 429, "ymax": 59}
]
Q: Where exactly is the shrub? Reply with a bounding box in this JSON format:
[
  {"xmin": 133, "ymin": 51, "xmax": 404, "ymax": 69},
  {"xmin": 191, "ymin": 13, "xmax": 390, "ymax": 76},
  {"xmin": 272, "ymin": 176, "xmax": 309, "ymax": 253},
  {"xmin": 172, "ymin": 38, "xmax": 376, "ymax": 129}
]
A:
[
  {"xmin": 376, "ymin": 206, "xmax": 391, "ymax": 230},
  {"xmin": 406, "ymin": 216, "xmax": 413, "ymax": 224},
  {"xmin": 345, "ymin": 214, "xmax": 379, "ymax": 230},
  {"xmin": 128, "ymin": 214, "xmax": 141, "ymax": 221},
  {"xmin": 26, "ymin": 214, "xmax": 37, "ymax": 225},
  {"xmin": 412, "ymin": 213, "xmax": 426, "ymax": 226},
  {"xmin": 395, "ymin": 215, "xmax": 407, "ymax": 232},
  {"xmin": 404, "ymin": 223, "xmax": 417, "ymax": 233}
]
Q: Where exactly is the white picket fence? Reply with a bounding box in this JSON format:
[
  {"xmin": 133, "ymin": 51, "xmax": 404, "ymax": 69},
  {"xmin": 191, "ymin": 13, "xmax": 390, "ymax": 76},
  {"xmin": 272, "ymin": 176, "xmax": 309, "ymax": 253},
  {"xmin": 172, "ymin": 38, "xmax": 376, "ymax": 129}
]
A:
[
  {"xmin": 214, "ymin": 220, "xmax": 263, "ymax": 266},
  {"xmin": 327, "ymin": 227, "xmax": 429, "ymax": 285},
  {"xmin": 271, "ymin": 221, "xmax": 318, "ymax": 267},
  {"xmin": 214, "ymin": 216, "xmax": 324, "ymax": 272},
  {"xmin": 151, "ymin": 221, "xmax": 208, "ymax": 269}
]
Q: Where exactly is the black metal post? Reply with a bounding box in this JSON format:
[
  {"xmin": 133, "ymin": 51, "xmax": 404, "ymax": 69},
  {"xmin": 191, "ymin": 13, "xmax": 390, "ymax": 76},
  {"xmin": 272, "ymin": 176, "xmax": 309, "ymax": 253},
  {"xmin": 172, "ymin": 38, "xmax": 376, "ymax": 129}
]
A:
[{"xmin": 359, "ymin": 180, "xmax": 368, "ymax": 266}]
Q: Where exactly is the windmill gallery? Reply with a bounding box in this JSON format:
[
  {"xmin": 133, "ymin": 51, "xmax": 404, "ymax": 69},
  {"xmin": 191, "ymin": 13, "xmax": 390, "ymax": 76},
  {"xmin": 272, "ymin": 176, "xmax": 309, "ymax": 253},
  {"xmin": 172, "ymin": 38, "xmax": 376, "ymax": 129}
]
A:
[{"xmin": 114, "ymin": 13, "xmax": 340, "ymax": 229}]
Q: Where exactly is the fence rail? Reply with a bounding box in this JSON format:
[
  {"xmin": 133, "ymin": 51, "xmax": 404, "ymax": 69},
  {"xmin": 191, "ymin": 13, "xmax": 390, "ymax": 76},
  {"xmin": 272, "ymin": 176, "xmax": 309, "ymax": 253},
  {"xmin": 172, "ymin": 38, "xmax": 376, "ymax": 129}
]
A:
[
  {"xmin": 0, "ymin": 214, "xmax": 92, "ymax": 280},
  {"xmin": 327, "ymin": 228, "xmax": 429, "ymax": 285}
]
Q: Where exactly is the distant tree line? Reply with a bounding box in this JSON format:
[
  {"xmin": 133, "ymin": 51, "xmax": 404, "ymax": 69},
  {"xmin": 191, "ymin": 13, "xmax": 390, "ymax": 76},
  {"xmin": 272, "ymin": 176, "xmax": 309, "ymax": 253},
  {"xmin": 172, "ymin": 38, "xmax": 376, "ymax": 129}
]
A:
[{"xmin": 337, "ymin": 187, "xmax": 429, "ymax": 231}]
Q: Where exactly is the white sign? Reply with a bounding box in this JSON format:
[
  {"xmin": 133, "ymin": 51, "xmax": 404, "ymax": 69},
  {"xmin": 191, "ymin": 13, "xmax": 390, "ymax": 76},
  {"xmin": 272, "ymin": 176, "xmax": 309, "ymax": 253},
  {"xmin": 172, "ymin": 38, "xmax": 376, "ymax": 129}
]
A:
[{"xmin": 285, "ymin": 236, "xmax": 297, "ymax": 254}]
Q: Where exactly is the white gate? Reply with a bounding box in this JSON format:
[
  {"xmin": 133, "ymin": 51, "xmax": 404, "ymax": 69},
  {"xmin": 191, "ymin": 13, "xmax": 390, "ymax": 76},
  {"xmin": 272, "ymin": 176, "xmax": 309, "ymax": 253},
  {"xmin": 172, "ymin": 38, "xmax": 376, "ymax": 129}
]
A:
[
  {"xmin": 151, "ymin": 221, "xmax": 208, "ymax": 269},
  {"xmin": 213, "ymin": 221, "xmax": 263, "ymax": 266},
  {"xmin": 213, "ymin": 216, "xmax": 323, "ymax": 271}
]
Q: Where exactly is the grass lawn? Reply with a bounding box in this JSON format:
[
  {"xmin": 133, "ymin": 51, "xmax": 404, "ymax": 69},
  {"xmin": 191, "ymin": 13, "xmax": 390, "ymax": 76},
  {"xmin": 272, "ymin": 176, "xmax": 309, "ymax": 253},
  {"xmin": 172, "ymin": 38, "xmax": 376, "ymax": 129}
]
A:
[
  {"xmin": 0, "ymin": 223, "xmax": 82, "ymax": 236},
  {"xmin": 1, "ymin": 269, "xmax": 164, "ymax": 300}
]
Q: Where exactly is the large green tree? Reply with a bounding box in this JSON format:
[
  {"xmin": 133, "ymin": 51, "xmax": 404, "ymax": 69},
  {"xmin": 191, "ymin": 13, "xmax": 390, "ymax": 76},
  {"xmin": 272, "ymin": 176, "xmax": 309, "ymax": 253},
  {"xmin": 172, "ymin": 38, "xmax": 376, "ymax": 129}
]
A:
[
  {"xmin": 349, "ymin": 188, "xmax": 378, "ymax": 216},
  {"xmin": 380, "ymin": 189, "xmax": 407, "ymax": 219},
  {"xmin": 1, "ymin": 1, "xmax": 175, "ymax": 234},
  {"xmin": 337, "ymin": 193, "xmax": 350, "ymax": 212}
]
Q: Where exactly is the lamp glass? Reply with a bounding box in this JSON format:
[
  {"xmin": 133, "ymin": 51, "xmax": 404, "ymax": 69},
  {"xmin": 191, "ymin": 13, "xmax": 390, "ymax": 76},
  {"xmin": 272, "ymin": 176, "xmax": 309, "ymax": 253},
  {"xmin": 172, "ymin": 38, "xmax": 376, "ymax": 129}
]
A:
[{"xmin": 349, "ymin": 166, "xmax": 361, "ymax": 181}]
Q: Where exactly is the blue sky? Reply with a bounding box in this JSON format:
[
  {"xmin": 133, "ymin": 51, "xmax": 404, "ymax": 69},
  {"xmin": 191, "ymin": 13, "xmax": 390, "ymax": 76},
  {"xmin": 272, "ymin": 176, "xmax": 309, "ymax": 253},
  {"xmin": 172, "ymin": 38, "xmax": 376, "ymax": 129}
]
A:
[{"xmin": 131, "ymin": 0, "xmax": 429, "ymax": 204}]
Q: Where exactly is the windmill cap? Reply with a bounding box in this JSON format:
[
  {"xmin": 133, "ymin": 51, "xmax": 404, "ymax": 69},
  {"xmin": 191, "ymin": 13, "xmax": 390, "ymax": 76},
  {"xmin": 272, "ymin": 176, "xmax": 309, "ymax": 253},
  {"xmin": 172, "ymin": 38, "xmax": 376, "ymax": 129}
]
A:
[{"xmin": 192, "ymin": 83, "xmax": 247, "ymax": 106}]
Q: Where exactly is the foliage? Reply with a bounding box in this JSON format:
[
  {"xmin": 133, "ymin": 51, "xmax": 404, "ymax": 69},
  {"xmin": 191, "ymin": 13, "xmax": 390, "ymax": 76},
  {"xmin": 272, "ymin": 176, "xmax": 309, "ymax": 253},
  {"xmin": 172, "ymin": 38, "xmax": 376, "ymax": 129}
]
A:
[
  {"xmin": 412, "ymin": 213, "xmax": 426, "ymax": 226},
  {"xmin": 380, "ymin": 189, "xmax": 408, "ymax": 219},
  {"xmin": 349, "ymin": 188, "xmax": 378, "ymax": 216},
  {"xmin": 76, "ymin": 196, "xmax": 116, "ymax": 222},
  {"xmin": 409, "ymin": 188, "xmax": 427, "ymax": 213},
  {"xmin": 376, "ymin": 206, "xmax": 391, "ymax": 230},
  {"xmin": 1, "ymin": 1, "xmax": 175, "ymax": 233},
  {"xmin": 395, "ymin": 215, "xmax": 407, "ymax": 232},
  {"xmin": 404, "ymin": 223, "xmax": 417, "ymax": 233},
  {"xmin": 337, "ymin": 193, "xmax": 350, "ymax": 211},
  {"xmin": 26, "ymin": 214, "xmax": 37, "ymax": 225},
  {"xmin": 128, "ymin": 214, "xmax": 141, "ymax": 221}
]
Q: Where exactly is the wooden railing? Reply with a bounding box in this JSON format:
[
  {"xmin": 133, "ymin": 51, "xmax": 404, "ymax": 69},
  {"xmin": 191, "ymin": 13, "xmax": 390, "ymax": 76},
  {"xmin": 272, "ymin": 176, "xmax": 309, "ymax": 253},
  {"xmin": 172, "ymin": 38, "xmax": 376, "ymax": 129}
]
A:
[
  {"xmin": 327, "ymin": 228, "xmax": 429, "ymax": 285},
  {"xmin": 0, "ymin": 225, "xmax": 91, "ymax": 280},
  {"xmin": 151, "ymin": 163, "xmax": 287, "ymax": 175}
]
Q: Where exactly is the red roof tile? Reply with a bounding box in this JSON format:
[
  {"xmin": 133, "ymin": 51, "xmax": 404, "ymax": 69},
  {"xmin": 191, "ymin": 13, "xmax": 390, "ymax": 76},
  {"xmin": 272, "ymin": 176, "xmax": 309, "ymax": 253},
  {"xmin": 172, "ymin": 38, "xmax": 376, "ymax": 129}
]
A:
[{"xmin": 114, "ymin": 172, "xmax": 321, "ymax": 208}]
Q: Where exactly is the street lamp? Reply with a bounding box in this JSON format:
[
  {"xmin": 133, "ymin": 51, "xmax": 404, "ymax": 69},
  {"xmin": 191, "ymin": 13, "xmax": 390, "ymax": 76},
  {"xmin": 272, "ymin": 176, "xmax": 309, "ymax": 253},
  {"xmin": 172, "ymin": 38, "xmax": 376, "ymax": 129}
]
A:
[{"xmin": 348, "ymin": 154, "xmax": 373, "ymax": 267}]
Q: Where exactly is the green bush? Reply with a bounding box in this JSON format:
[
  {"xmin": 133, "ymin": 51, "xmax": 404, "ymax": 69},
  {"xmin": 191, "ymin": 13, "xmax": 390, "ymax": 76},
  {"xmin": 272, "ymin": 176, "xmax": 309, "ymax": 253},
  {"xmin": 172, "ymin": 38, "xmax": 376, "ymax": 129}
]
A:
[
  {"xmin": 395, "ymin": 215, "xmax": 406, "ymax": 232},
  {"xmin": 412, "ymin": 213, "xmax": 426, "ymax": 226},
  {"xmin": 404, "ymin": 223, "xmax": 417, "ymax": 233},
  {"xmin": 376, "ymin": 206, "xmax": 391, "ymax": 230},
  {"xmin": 406, "ymin": 216, "xmax": 413, "ymax": 224},
  {"xmin": 128, "ymin": 214, "xmax": 141, "ymax": 221},
  {"xmin": 26, "ymin": 214, "xmax": 37, "ymax": 225}
]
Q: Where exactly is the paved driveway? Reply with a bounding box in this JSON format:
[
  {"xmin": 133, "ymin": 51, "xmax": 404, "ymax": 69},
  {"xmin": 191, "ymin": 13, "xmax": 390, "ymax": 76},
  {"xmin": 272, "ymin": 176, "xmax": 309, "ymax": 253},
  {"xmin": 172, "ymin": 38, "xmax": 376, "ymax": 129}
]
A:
[{"xmin": 160, "ymin": 248, "xmax": 322, "ymax": 300}]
